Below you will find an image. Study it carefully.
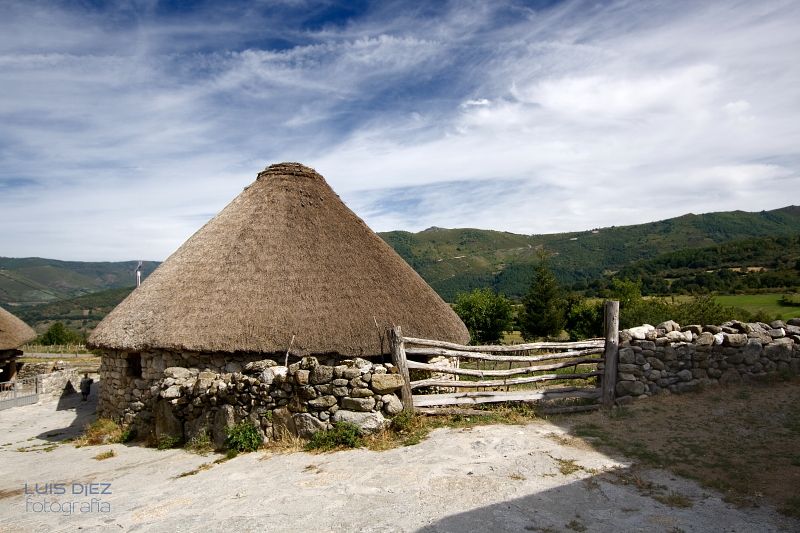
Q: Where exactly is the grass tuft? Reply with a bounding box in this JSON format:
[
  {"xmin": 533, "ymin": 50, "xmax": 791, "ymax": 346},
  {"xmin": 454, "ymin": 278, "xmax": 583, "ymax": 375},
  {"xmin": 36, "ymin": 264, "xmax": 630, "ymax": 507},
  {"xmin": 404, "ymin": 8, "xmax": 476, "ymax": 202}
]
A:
[
  {"xmin": 93, "ymin": 449, "xmax": 115, "ymax": 461},
  {"xmin": 654, "ymin": 492, "xmax": 693, "ymax": 508},
  {"xmin": 185, "ymin": 432, "xmax": 214, "ymax": 455}
]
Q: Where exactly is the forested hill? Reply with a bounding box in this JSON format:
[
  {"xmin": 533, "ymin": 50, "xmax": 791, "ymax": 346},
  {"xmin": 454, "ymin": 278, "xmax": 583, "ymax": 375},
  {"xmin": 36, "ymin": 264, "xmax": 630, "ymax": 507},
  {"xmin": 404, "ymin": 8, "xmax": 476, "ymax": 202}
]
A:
[
  {"xmin": 379, "ymin": 205, "xmax": 800, "ymax": 300},
  {"xmin": 1, "ymin": 206, "xmax": 798, "ymax": 314},
  {"xmin": 611, "ymin": 234, "xmax": 800, "ymax": 295}
]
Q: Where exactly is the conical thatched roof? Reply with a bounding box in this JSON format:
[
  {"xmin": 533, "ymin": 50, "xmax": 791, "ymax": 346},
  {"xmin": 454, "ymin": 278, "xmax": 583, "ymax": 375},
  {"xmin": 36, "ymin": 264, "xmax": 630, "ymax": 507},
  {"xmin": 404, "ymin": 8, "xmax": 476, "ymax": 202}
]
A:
[
  {"xmin": 0, "ymin": 306, "xmax": 36, "ymax": 350},
  {"xmin": 89, "ymin": 163, "xmax": 468, "ymax": 356}
]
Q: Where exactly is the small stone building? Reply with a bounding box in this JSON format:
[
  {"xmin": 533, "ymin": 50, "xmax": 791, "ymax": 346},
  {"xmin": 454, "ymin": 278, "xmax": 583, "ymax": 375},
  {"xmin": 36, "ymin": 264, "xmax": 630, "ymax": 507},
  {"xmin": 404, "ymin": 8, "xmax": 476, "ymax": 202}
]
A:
[
  {"xmin": 0, "ymin": 306, "xmax": 36, "ymax": 381},
  {"xmin": 88, "ymin": 162, "xmax": 468, "ymax": 442}
]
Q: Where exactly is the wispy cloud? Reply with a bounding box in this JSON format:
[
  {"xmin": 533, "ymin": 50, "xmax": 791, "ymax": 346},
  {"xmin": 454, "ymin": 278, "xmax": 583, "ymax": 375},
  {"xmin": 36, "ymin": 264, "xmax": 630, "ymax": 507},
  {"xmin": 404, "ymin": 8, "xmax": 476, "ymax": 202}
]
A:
[{"xmin": 0, "ymin": 0, "xmax": 798, "ymax": 260}]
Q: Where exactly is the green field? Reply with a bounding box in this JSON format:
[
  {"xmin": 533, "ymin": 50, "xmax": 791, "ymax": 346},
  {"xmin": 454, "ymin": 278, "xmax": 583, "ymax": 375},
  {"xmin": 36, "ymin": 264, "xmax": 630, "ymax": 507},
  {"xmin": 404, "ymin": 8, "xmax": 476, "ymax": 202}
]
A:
[{"xmin": 715, "ymin": 293, "xmax": 800, "ymax": 321}]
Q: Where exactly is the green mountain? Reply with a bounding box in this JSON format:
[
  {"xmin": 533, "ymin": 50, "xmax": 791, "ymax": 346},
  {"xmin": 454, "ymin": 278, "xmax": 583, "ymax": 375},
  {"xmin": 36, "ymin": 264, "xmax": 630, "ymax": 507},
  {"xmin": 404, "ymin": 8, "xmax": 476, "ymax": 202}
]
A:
[
  {"xmin": 0, "ymin": 258, "xmax": 158, "ymax": 304},
  {"xmin": 2, "ymin": 206, "xmax": 798, "ymax": 331},
  {"xmin": 379, "ymin": 206, "xmax": 800, "ymax": 300}
]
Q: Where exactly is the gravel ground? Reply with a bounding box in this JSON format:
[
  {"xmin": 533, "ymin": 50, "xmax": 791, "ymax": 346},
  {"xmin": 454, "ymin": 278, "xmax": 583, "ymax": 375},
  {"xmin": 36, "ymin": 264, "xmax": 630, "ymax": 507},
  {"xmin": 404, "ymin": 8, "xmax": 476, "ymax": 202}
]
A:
[{"xmin": 1, "ymin": 391, "xmax": 797, "ymax": 533}]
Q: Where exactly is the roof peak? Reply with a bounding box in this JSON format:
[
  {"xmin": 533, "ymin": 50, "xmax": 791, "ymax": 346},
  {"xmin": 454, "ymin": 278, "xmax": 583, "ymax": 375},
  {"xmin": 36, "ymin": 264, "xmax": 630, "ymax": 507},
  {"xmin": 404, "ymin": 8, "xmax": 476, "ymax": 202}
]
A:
[{"xmin": 257, "ymin": 162, "xmax": 324, "ymax": 181}]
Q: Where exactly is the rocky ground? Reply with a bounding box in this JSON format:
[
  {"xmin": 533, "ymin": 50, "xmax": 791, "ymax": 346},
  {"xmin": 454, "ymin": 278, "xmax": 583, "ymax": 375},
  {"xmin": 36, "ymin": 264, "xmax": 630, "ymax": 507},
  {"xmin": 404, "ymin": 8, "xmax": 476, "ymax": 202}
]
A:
[{"xmin": 1, "ymin": 387, "xmax": 798, "ymax": 532}]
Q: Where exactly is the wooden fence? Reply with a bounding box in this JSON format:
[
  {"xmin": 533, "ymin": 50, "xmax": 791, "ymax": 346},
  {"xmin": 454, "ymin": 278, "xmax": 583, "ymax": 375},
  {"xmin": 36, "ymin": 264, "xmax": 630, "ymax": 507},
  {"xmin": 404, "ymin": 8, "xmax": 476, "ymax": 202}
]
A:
[{"xmin": 389, "ymin": 300, "xmax": 620, "ymax": 415}]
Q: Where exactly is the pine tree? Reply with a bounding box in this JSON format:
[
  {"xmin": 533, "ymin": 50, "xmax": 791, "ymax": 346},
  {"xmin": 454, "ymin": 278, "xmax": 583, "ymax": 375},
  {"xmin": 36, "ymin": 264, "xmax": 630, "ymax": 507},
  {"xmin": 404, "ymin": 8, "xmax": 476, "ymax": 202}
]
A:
[{"xmin": 520, "ymin": 260, "xmax": 565, "ymax": 340}]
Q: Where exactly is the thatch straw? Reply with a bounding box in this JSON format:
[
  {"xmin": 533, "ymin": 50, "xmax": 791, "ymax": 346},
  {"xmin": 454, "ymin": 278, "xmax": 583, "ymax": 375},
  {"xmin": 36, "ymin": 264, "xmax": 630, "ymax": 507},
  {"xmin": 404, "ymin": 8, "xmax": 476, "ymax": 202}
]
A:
[
  {"xmin": 89, "ymin": 163, "xmax": 469, "ymax": 356},
  {"xmin": 0, "ymin": 306, "xmax": 36, "ymax": 350}
]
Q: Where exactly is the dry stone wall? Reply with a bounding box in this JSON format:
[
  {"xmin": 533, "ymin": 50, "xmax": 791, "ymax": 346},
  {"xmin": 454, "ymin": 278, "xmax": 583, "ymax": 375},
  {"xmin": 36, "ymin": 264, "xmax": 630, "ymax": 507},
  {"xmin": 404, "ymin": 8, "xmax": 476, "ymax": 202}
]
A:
[
  {"xmin": 614, "ymin": 318, "xmax": 800, "ymax": 404},
  {"xmin": 99, "ymin": 350, "xmax": 405, "ymax": 445},
  {"xmin": 38, "ymin": 369, "xmax": 79, "ymax": 400}
]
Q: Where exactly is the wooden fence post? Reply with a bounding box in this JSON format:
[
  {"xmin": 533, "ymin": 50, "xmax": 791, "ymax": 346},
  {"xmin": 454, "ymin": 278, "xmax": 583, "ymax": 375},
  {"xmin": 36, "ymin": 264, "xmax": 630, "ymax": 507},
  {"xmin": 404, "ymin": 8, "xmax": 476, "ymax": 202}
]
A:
[
  {"xmin": 389, "ymin": 326, "xmax": 414, "ymax": 413},
  {"xmin": 601, "ymin": 300, "xmax": 620, "ymax": 409}
]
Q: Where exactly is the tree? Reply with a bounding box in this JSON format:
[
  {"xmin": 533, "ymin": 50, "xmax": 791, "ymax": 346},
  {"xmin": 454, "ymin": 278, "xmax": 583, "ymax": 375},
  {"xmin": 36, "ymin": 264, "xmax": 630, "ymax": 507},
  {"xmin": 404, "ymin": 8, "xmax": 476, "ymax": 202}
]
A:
[
  {"xmin": 453, "ymin": 288, "xmax": 513, "ymax": 344},
  {"xmin": 520, "ymin": 259, "xmax": 566, "ymax": 340},
  {"xmin": 38, "ymin": 322, "xmax": 82, "ymax": 345},
  {"xmin": 564, "ymin": 294, "xmax": 603, "ymax": 340}
]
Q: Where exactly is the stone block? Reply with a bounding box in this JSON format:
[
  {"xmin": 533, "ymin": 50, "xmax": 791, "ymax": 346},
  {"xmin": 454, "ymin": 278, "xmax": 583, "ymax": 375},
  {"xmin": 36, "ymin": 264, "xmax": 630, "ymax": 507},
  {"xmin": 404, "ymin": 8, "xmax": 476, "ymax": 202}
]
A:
[
  {"xmin": 272, "ymin": 407, "xmax": 297, "ymax": 439},
  {"xmin": 370, "ymin": 373, "xmax": 404, "ymax": 394},
  {"xmin": 349, "ymin": 387, "xmax": 374, "ymax": 398},
  {"xmin": 155, "ymin": 399, "xmax": 183, "ymax": 442},
  {"xmin": 341, "ymin": 397, "xmax": 376, "ymax": 412},
  {"xmin": 293, "ymin": 413, "xmax": 327, "ymax": 439},
  {"xmin": 331, "ymin": 410, "xmax": 387, "ymax": 435},
  {"xmin": 381, "ymin": 394, "xmax": 403, "ymax": 416},
  {"xmin": 723, "ymin": 333, "xmax": 748, "ymax": 347},
  {"xmin": 164, "ymin": 367, "xmax": 192, "ymax": 380},
  {"xmin": 616, "ymin": 380, "xmax": 646, "ymax": 396},
  {"xmin": 295, "ymin": 369, "xmax": 310, "ymax": 385},
  {"xmin": 310, "ymin": 365, "xmax": 334, "ymax": 384},
  {"xmin": 307, "ymin": 395, "xmax": 337, "ymax": 410}
]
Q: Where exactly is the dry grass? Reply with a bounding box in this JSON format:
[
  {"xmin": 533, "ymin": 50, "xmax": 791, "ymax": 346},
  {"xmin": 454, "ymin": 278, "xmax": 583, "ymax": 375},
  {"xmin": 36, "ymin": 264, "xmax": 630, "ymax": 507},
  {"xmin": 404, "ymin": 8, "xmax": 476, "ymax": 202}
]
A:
[
  {"xmin": 176, "ymin": 462, "xmax": 214, "ymax": 478},
  {"xmin": 261, "ymin": 434, "xmax": 306, "ymax": 456},
  {"xmin": 93, "ymin": 449, "xmax": 116, "ymax": 461},
  {"xmin": 74, "ymin": 418, "xmax": 126, "ymax": 446},
  {"xmin": 554, "ymin": 458, "xmax": 582, "ymax": 476},
  {"xmin": 564, "ymin": 377, "xmax": 800, "ymax": 516}
]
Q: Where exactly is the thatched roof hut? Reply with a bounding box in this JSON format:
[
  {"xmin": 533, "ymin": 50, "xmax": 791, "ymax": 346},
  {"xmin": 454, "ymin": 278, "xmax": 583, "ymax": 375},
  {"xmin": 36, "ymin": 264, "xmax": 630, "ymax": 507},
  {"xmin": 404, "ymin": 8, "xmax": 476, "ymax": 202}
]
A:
[
  {"xmin": 0, "ymin": 306, "xmax": 36, "ymax": 351},
  {"xmin": 89, "ymin": 163, "xmax": 468, "ymax": 357}
]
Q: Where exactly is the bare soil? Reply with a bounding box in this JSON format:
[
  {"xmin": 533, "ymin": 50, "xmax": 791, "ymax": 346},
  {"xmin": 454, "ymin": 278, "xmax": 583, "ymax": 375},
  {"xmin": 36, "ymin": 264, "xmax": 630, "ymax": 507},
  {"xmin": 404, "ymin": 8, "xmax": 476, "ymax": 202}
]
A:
[{"xmin": 561, "ymin": 377, "xmax": 800, "ymax": 517}]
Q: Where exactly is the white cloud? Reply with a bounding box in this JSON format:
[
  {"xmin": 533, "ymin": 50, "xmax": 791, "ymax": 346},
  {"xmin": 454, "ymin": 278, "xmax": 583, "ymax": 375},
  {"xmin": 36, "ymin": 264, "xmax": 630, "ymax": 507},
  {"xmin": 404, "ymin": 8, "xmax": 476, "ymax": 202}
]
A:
[{"xmin": 0, "ymin": 0, "xmax": 798, "ymax": 261}]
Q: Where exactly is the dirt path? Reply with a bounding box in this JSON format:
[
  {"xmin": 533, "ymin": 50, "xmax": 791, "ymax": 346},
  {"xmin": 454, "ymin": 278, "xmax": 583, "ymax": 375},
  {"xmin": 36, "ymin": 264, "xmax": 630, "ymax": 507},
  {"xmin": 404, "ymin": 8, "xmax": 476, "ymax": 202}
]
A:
[{"xmin": 1, "ymin": 393, "xmax": 797, "ymax": 532}]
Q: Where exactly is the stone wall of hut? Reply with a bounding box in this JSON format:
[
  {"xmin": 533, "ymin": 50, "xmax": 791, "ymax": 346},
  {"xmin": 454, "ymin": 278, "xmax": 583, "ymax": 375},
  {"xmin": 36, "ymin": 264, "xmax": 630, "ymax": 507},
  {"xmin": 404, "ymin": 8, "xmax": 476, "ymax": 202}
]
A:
[
  {"xmin": 99, "ymin": 350, "xmax": 405, "ymax": 444},
  {"xmin": 613, "ymin": 318, "xmax": 800, "ymax": 404}
]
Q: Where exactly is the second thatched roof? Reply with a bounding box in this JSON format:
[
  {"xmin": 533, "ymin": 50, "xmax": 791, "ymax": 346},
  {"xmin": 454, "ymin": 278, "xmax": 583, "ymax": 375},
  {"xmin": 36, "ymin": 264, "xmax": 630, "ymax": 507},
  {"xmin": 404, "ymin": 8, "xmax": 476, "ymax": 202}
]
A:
[
  {"xmin": 0, "ymin": 306, "xmax": 36, "ymax": 351},
  {"xmin": 89, "ymin": 163, "xmax": 469, "ymax": 356}
]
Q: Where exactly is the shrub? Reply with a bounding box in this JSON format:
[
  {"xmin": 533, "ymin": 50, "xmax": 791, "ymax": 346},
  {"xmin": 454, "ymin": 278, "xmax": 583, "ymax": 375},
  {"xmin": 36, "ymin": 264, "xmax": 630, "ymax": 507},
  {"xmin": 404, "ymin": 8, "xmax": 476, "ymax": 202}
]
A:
[
  {"xmin": 156, "ymin": 435, "xmax": 182, "ymax": 450},
  {"xmin": 305, "ymin": 422, "xmax": 363, "ymax": 451},
  {"xmin": 390, "ymin": 410, "xmax": 414, "ymax": 432},
  {"xmin": 225, "ymin": 421, "xmax": 261, "ymax": 453}
]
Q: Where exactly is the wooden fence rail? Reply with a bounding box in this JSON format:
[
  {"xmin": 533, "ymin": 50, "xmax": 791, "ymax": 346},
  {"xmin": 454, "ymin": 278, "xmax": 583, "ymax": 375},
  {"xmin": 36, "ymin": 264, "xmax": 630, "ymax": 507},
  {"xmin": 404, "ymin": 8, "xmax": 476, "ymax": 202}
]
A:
[
  {"xmin": 404, "ymin": 346, "xmax": 603, "ymax": 363},
  {"xmin": 389, "ymin": 300, "xmax": 621, "ymax": 414},
  {"xmin": 405, "ymin": 357, "xmax": 602, "ymax": 378}
]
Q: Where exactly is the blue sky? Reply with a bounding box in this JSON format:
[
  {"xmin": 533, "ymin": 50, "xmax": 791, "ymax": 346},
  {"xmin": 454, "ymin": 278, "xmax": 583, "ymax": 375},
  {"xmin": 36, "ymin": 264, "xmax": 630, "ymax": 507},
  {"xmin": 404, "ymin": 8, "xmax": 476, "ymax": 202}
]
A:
[{"xmin": 1, "ymin": 0, "xmax": 799, "ymax": 261}]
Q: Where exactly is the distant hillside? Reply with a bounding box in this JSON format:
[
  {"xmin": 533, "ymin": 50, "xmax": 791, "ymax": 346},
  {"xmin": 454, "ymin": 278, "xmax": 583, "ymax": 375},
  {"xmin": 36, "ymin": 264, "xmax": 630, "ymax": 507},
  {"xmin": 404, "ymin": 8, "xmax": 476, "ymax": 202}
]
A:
[
  {"xmin": 610, "ymin": 234, "xmax": 800, "ymax": 295},
  {"xmin": 379, "ymin": 206, "xmax": 800, "ymax": 300},
  {"xmin": 11, "ymin": 287, "xmax": 135, "ymax": 334},
  {"xmin": 1, "ymin": 206, "xmax": 798, "ymax": 332},
  {"xmin": 0, "ymin": 258, "xmax": 158, "ymax": 304}
]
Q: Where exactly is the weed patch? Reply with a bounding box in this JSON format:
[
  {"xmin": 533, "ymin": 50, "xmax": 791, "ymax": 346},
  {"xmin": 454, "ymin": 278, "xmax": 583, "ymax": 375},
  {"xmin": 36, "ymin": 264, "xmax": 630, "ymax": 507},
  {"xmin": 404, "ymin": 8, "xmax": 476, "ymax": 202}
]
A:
[
  {"xmin": 186, "ymin": 432, "xmax": 214, "ymax": 455},
  {"xmin": 156, "ymin": 435, "xmax": 182, "ymax": 450},
  {"xmin": 225, "ymin": 421, "xmax": 261, "ymax": 453},
  {"xmin": 306, "ymin": 422, "xmax": 363, "ymax": 452}
]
